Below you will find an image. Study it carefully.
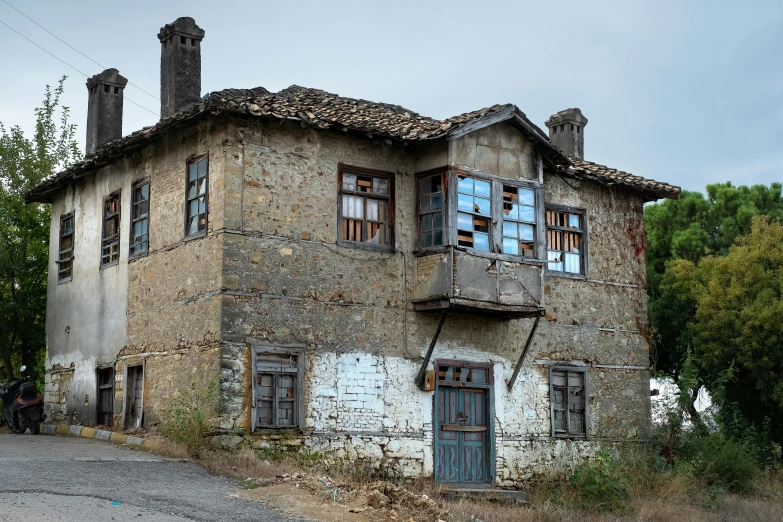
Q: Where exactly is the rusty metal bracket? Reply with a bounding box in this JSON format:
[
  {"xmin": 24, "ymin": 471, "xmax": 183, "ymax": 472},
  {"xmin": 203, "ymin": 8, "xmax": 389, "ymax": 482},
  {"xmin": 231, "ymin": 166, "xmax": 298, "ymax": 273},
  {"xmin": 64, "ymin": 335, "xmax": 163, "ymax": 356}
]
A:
[
  {"xmin": 415, "ymin": 309, "xmax": 448, "ymax": 391},
  {"xmin": 506, "ymin": 314, "xmax": 542, "ymax": 391}
]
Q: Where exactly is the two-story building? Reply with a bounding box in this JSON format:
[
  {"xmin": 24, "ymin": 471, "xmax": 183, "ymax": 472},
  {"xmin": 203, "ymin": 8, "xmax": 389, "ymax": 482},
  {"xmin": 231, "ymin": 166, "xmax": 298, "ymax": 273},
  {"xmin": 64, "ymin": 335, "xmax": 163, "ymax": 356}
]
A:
[{"xmin": 26, "ymin": 17, "xmax": 680, "ymax": 487}]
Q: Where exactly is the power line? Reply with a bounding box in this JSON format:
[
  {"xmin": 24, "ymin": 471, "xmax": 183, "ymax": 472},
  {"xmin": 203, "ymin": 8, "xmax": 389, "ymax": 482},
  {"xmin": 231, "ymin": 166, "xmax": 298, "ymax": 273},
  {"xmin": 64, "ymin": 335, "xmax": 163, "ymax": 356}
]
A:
[
  {"xmin": 1, "ymin": 0, "xmax": 159, "ymax": 102},
  {"xmin": 0, "ymin": 17, "xmax": 158, "ymax": 117}
]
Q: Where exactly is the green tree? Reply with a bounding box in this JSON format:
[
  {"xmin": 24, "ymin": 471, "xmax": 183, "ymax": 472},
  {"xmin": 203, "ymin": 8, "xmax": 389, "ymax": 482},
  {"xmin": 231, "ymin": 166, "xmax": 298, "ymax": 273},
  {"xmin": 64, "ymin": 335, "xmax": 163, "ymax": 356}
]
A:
[
  {"xmin": 688, "ymin": 217, "xmax": 783, "ymax": 440},
  {"xmin": 0, "ymin": 77, "xmax": 81, "ymax": 381},
  {"xmin": 645, "ymin": 183, "xmax": 783, "ymax": 414}
]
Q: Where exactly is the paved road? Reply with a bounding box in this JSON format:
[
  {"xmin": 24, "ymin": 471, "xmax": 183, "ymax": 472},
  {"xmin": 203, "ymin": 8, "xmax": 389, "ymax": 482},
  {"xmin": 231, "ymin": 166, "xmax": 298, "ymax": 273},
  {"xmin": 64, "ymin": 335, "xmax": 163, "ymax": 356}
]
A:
[{"xmin": 0, "ymin": 434, "xmax": 305, "ymax": 521}]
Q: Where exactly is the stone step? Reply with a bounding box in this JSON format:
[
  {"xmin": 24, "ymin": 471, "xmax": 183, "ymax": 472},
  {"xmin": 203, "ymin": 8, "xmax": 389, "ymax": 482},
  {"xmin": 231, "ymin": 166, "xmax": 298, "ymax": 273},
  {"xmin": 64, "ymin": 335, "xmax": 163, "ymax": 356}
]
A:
[{"xmin": 439, "ymin": 487, "xmax": 527, "ymax": 505}]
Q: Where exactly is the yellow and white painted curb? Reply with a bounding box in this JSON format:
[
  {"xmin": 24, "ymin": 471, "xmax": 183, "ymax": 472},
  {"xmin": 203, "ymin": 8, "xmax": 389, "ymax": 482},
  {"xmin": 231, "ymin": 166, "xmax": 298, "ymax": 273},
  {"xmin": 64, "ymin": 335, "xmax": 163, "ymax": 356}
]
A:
[{"xmin": 42, "ymin": 423, "xmax": 148, "ymax": 448}]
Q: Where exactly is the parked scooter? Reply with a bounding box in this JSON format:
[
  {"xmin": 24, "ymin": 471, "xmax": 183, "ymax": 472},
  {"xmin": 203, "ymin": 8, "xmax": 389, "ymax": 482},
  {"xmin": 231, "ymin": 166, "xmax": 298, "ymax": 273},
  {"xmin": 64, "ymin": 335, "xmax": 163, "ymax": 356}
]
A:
[{"xmin": 0, "ymin": 366, "xmax": 45, "ymax": 435}]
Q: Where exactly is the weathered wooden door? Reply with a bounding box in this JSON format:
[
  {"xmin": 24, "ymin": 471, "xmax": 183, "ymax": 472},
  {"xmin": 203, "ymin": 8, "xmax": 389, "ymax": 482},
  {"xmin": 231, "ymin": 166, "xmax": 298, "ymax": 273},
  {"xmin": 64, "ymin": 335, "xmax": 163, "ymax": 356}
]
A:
[
  {"xmin": 434, "ymin": 361, "xmax": 493, "ymax": 485},
  {"xmin": 125, "ymin": 365, "xmax": 144, "ymax": 429}
]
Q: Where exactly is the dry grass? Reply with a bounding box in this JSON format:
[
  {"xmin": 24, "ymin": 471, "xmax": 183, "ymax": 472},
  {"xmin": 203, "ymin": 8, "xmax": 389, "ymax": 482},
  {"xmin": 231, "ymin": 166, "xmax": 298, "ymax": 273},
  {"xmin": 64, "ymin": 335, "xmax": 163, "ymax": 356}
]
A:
[{"xmin": 138, "ymin": 436, "xmax": 783, "ymax": 522}]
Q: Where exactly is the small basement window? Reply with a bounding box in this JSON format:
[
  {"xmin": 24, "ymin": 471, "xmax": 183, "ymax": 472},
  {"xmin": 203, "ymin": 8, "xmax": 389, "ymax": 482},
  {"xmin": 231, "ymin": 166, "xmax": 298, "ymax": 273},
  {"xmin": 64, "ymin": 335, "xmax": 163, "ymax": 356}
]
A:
[
  {"xmin": 101, "ymin": 192, "xmax": 121, "ymax": 266},
  {"xmin": 58, "ymin": 212, "xmax": 74, "ymax": 282},
  {"xmin": 253, "ymin": 348, "xmax": 305, "ymax": 430},
  {"xmin": 550, "ymin": 367, "xmax": 588, "ymax": 437},
  {"xmin": 546, "ymin": 207, "xmax": 586, "ymax": 275}
]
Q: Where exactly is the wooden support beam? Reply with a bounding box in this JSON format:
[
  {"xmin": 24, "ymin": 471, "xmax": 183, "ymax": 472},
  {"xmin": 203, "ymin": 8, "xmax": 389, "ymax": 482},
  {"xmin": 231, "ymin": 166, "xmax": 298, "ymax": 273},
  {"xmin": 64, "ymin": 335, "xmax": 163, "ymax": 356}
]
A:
[
  {"xmin": 506, "ymin": 314, "xmax": 541, "ymax": 391},
  {"xmin": 415, "ymin": 309, "xmax": 448, "ymax": 391}
]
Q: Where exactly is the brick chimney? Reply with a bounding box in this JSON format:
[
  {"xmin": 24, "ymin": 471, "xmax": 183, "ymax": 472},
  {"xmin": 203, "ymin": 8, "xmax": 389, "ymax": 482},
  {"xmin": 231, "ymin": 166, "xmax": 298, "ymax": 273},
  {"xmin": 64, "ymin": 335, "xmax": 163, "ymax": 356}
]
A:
[
  {"xmin": 158, "ymin": 17, "xmax": 205, "ymax": 118},
  {"xmin": 545, "ymin": 108, "xmax": 588, "ymax": 160},
  {"xmin": 85, "ymin": 69, "xmax": 127, "ymax": 155}
]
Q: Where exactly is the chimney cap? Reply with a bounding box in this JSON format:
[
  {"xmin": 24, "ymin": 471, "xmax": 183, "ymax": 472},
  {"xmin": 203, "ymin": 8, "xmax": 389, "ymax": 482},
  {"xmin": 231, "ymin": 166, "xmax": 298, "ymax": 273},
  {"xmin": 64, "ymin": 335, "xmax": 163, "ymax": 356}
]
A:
[
  {"xmin": 158, "ymin": 17, "xmax": 205, "ymax": 41},
  {"xmin": 545, "ymin": 108, "xmax": 588, "ymax": 128},
  {"xmin": 86, "ymin": 68, "xmax": 128, "ymax": 89}
]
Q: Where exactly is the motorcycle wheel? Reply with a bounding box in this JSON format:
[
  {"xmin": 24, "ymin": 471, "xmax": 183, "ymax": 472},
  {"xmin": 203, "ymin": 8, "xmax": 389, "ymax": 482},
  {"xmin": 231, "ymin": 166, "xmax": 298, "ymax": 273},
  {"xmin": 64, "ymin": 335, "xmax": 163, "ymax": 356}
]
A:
[{"xmin": 11, "ymin": 414, "xmax": 24, "ymax": 434}]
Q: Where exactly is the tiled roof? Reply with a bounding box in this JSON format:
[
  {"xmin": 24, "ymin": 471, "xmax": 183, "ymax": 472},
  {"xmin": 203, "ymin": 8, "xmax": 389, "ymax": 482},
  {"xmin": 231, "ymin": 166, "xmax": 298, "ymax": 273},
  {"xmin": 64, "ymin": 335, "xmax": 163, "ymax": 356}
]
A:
[
  {"xmin": 563, "ymin": 159, "xmax": 680, "ymax": 200},
  {"xmin": 25, "ymin": 85, "xmax": 679, "ymax": 202}
]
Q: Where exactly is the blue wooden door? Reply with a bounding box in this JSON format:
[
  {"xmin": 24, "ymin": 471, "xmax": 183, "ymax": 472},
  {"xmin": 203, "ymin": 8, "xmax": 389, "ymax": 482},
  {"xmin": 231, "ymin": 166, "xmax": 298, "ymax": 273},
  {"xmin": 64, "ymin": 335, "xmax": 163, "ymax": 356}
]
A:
[{"xmin": 435, "ymin": 385, "xmax": 490, "ymax": 484}]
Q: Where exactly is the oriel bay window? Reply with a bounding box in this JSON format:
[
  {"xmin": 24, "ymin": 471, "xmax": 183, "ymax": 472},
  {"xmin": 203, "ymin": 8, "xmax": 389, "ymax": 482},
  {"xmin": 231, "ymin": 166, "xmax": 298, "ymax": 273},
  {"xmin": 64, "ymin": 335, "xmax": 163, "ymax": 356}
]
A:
[
  {"xmin": 416, "ymin": 169, "xmax": 541, "ymax": 258},
  {"xmin": 185, "ymin": 156, "xmax": 208, "ymax": 237},
  {"xmin": 101, "ymin": 192, "xmax": 120, "ymax": 266},
  {"xmin": 546, "ymin": 206, "xmax": 586, "ymax": 275},
  {"xmin": 338, "ymin": 165, "xmax": 393, "ymax": 251}
]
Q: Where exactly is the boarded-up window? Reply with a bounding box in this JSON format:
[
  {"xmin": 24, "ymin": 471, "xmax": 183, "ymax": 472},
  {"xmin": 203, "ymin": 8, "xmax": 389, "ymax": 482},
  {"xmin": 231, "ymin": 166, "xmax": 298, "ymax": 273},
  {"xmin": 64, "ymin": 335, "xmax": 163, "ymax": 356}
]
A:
[
  {"xmin": 253, "ymin": 351, "xmax": 303, "ymax": 429},
  {"xmin": 501, "ymin": 185, "xmax": 536, "ymax": 257},
  {"xmin": 101, "ymin": 192, "xmax": 120, "ymax": 266},
  {"xmin": 186, "ymin": 156, "xmax": 208, "ymax": 237},
  {"xmin": 130, "ymin": 181, "xmax": 150, "ymax": 257},
  {"xmin": 456, "ymin": 176, "xmax": 491, "ymax": 251},
  {"xmin": 546, "ymin": 208, "xmax": 585, "ymax": 275},
  {"xmin": 418, "ymin": 173, "xmax": 445, "ymax": 249},
  {"xmin": 550, "ymin": 368, "xmax": 587, "ymax": 437},
  {"xmin": 338, "ymin": 166, "xmax": 393, "ymax": 250},
  {"xmin": 58, "ymin": 212, "xmax": 74, "ymax": 281}
]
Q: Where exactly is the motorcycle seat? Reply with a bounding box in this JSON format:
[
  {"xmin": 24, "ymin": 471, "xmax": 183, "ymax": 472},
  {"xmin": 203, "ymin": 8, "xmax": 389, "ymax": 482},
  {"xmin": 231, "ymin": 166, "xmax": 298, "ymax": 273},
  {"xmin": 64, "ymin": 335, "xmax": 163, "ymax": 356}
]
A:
[{"xmin": 19, "ymin": 382, "xmax": 35, "ymax": 392}]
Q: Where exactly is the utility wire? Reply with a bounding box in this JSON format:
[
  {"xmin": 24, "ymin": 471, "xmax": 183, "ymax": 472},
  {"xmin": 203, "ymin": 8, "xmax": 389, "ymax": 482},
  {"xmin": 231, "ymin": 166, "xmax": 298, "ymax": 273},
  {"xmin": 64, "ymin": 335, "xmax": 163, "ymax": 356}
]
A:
[
  {"xmin": 1, "ymin": 0, "xmax": 159, "ymax": 102},
  {"xmin": 0, "ymin": 17, "xmax": 158, "ymax": 117}
]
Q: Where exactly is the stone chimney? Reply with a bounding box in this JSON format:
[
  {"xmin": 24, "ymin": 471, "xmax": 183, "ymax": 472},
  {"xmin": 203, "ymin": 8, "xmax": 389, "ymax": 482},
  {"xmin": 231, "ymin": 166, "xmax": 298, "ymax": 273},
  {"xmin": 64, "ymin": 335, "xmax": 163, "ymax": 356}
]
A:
[
  {"xmin": 85, "ymin": 69, "xmax": 128, "ymax": 155},
  {"xmin": 545, "ymin": 108, "xmax": 588, "ymax": 160},
  {"xmin": 158, "ymin": 17, "xmax": 205, "ymax": 118}
]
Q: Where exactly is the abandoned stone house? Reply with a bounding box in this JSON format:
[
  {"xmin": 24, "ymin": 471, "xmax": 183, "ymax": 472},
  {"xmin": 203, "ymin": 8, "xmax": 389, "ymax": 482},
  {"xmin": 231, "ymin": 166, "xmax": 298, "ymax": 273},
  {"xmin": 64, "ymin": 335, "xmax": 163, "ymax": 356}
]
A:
[{"xmin": 26, "ymin": 16, "xmax": 680, "ymax": 486}]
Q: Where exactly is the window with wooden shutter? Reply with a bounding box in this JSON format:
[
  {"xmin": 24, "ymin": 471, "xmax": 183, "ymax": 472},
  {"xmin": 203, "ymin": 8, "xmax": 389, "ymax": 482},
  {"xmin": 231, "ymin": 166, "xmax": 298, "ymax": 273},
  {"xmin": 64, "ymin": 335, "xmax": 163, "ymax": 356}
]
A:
[
  {"xmin": 253, "ymin": 348, "xmax": 305, "ymax": 430},
  {"xmin": 550, "ymin": 367, "xmax": 588, "ymax": 437}
]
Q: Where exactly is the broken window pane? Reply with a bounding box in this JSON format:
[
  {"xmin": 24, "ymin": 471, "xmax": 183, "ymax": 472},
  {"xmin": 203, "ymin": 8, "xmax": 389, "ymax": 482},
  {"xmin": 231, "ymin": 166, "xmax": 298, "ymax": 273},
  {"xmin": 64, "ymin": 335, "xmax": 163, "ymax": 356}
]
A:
[
  {"xmin": 341, "ymin": 170, "xmax": 392, "ymax": 248},
  {"xmin": 501, "ymin": 184, "xmax": 536, "ymax": 258},
  {"xmin": 343, "ymin": 173, "xmax": 357, "ymax": 192},
  {"xmin": 186, "ymin": 157, "xmax": 208, "ymax": 237},
  {"xmin": 546, "ymin": 208, "xmax": 585, "ymax": 275}
]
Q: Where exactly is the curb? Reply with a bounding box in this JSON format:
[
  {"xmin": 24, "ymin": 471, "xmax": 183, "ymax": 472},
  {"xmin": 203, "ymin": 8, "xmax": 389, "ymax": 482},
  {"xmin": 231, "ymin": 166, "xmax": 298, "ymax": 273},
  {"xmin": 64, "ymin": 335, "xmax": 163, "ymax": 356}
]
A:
[{"xmin": 42, "ymin": 423, "xmax": 147, "ymax": 448}]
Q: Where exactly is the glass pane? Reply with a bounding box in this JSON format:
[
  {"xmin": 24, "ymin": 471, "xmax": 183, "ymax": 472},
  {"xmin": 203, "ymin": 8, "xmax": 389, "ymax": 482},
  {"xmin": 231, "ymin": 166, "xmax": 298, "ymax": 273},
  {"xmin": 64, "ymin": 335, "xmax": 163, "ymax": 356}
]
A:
[
  {"xmin": 471, "ymin": 369, "xmax": 487, "ymax": 384},
  {"xmin": 457, "ymin": 193, "xmax": 473, "ymax": 212},
  {"xmin": 372, "ymin": 178, "xmax": 388, "ymax": 195},
  {"xmin": 518, "ymin": 188, "xmax": 535, "ymax": 206},
  {"xmin": 343, "ymin": 173, "xmax": 357, "ymax": 192},
  {"xmin": 457, "ymin": 212, "xmax": 473, "ymax": 231},
  {"xmin": 63, "ymin": 219, "xmax": 73, "ymax": 234},
  {"xmin": 430, "ymin": 176, "xmax": 442, "ymax": 193},
  {"xmin": 475, "ymin": 197, "xmax": 490, "ymax": 215},
  {"xmin": 420, "ymin": 195, "xmax": 431, "ymax": 213},
  {"xmin": 198, "ymin": 178, "xmax": 207, "ymax": 195},
  {"xmin": 474, "ymin": 179, "xmax": 490, "ymax": 198},
  {"xmin": 433, "ymin": 212, "xmax": 443, "ymax": 229},
  {"xmin": 189, "ymin": 163, "xmax": 198, "ymax": 181},
  {"xmin": 190, "ymin": 200, "xmax": 199, "ymax": 217},
  {"xmin": 433, "ymin": 229, "xmax": 443, "ymax": 246},
  {"xmin": 548, "ymin": 250, "xmax": 563, "ymax": 271},
  {"xmin": 189, "ymin": 216, "xmax": 199, "ymax": 235},
  {"xmin": 141, "ymin": 184, "xmax": 149, "ymax": 199},
  {"xmin": 503, "ymin": 222, "xmax": 518, "ymax": 238},
  {"xmin": 199, "ymin": 197, "xmax": 206, "ymax": 214},
  {"xmin": 422, "ymin": 214, "xmax": 432, "ymax": 231},
  {"xmin": 474, "ymin": 233, "xmax": 489, "ymax": 251},
  {"xmin": 342, "ymin": 195, "xmax": 364, "ymax": 219},
  {"xmin": 134, "ymin": 221, "xmax": 143, "ymax": 237},
  {"xmin": 458, "ymin": 176, "xmax": 473, "ymax": 194},
  {"xmin": 565, "ymin": 253, "xmax": 581, "ymax": 274},
  {"xmin": 366, "ymin": 199, "xmax": 379, "ymax": 221},
  {"xmin": 188, "ymin": 181, "xmax": 197, "ymax": 199},
  {"xmin": 519, "ymin": 205, "xmax": 535, "ymax": 223},
  {"xmin": 431, "ymin": 193, "xmax": 442, "ymax": 210},
  {"xmin": 519, "ymin": 224, "xmax": 534, "ymax": 241},
  {"xmin": 569, "ymin": 213, "xmax": 581, "ymax": 229},
  {"xmin": 502, "ymin": 238, "xmax": 519, "ymax": 255},
  {"xmin": 422, "ymin": 231, "xmax": 432, "ymax": 248},
  {"xmin": 419, "ymin": 178, "xmax": 430, "ymax": 196}
]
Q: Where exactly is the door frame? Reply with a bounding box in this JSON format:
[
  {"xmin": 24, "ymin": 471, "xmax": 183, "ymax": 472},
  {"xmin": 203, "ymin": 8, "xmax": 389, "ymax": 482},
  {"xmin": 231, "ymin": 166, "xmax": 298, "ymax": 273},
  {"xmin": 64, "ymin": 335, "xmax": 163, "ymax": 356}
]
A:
[
  {"xmin": 122, "ymin": 361, "xmax": 145, "ymax": 429},
  {"xmin": 432, "ymin": 358, "xmax": 496, "ymax": 486}
]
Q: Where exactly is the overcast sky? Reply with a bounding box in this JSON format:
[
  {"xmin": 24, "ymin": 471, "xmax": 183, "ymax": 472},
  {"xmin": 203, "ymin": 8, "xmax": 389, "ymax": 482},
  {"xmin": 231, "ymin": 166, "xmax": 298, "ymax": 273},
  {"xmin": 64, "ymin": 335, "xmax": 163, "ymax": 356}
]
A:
[{"xmin": 1, "ymin": 0, "xmax": 781, "ymax": 193}]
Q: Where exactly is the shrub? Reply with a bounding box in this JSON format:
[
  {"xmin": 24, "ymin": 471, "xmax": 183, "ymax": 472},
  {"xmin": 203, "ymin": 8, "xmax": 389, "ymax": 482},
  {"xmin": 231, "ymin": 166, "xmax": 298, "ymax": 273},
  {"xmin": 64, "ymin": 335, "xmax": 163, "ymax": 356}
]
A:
[
  {"xmin": 679, "ymin": 432, "xmax": 760, "ymax": 493},
  {"xmin": 159, "ymin": 378, "xmax": 218, "ymax": 456},
  {"xmin": 570, "ymin": 451, "xmax": 631, "ymax": 511}
]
